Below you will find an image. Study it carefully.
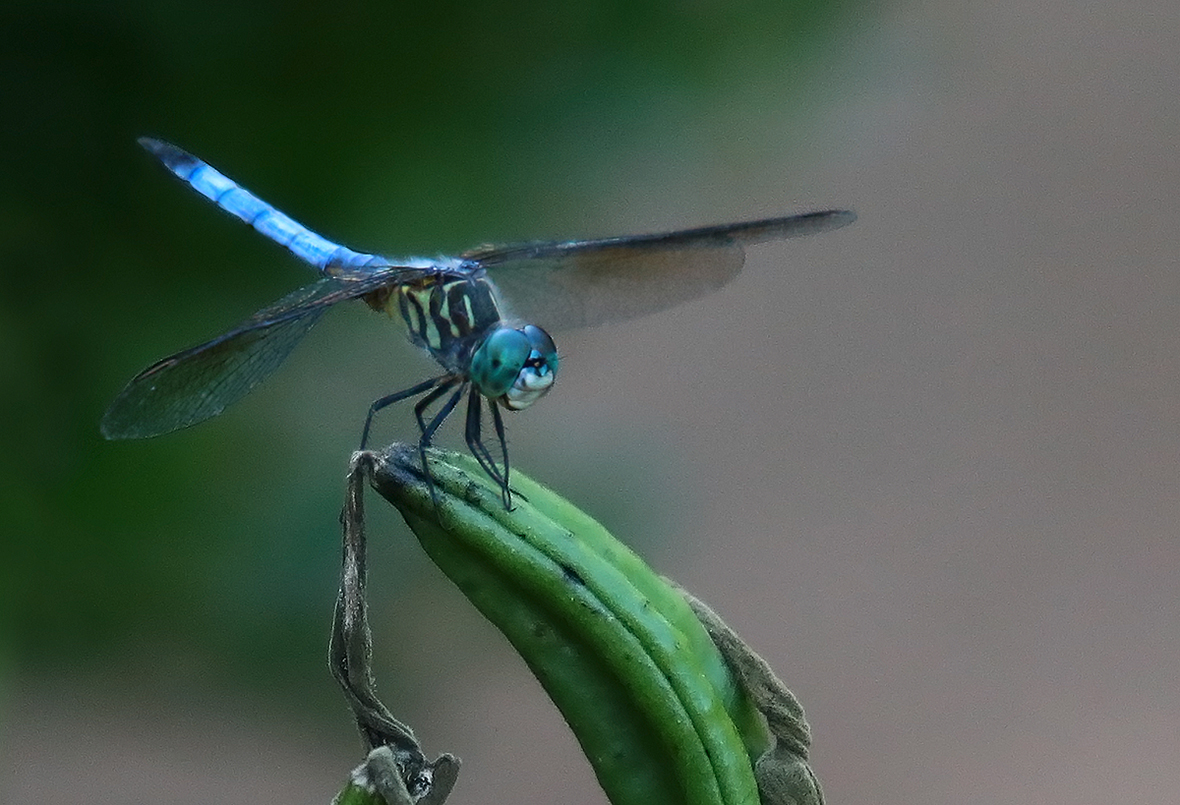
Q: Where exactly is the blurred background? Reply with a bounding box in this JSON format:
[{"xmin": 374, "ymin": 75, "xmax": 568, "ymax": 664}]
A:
[{"xmin": 2, "ymin": 0, "xmax": 1178, "ymax": 803}]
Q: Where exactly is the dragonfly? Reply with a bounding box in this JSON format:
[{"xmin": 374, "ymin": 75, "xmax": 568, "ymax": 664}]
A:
[{"xmin": 103, "ymin": 138, "xmax": 855, "ymax": 507}]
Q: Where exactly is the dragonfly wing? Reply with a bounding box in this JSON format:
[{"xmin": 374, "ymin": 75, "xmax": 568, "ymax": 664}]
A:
[
  {"xmin": 470, "ymin": 210, "xmax": 855, "ymax": 329},
  {"xmin": 101, "ymin": 309, "xmax": 327, "ymax": 439},
  {"xmin": 102, "ymin": 266, "xmax": 427, "ymax": 439},
  {"xmin": 479, "ymin": 243, "xmax": 745, "ymax": 330}
]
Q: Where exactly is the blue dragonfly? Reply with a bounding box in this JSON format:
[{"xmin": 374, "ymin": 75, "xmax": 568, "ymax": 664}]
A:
[{"xmin": 103, "ymin": 138, "xmax": 855, "ymax": 506}]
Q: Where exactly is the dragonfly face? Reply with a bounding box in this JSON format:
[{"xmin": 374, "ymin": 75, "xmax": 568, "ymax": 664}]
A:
[
  {"xmin": 104, "ymin": 138, "xmax": 854, "ymax": 507},
  {"xmin": 470, "ymin": 324, "xmax": 559, "ymax": 411}
]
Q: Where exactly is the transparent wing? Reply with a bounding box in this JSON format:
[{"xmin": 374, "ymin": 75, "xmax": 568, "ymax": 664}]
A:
[
  {"xmin": 466, "ymin": 210, "xmax": 855, "ymax": 329},
  {"xmin": 101, "ymin": 266, "xmax": 430, "ymax": 439}
]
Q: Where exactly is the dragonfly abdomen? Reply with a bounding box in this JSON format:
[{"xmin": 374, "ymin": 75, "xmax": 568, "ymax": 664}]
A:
[{"xmin": 139, "ymin": 137, "xmax": 383, "ymax": 273}]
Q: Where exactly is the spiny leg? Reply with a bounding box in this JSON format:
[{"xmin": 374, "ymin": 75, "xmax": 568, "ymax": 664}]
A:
[
  {"xmin": 489, "ymin": 402, "xmax": 513, "ymax": 508},
  {"xmin": 360, "ymin": 374, "xmax": 517, "ymax": 510},
  {"xmin": 462, "ymin": 391, "xmax": 495, "ymax": 479},
  {"xmin": 416, "ymin": 382, "xmax": 466, "ymax": 506},
  {"xmin": 464, "ymin": 392, "xmax": 519, "ymax": 510},
  {"xmin": 360, "ymin": 376, "xmax": 449, "ymax": 449},
  {"xmin": 399, "ymin": 378, "xmax": 464, "ymax": 504},
  {"xmin": 464, "ymin": 389, "xmax": 510, "ymax": 507},
  {"xmin": 412, "ymin": 378, "xmax": 463, "ymax": 438}
]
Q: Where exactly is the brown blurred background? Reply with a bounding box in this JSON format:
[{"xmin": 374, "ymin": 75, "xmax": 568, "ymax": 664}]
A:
[{"xmin": 2, "ymin": 1, "xmax": 1177, "ymax": 803}]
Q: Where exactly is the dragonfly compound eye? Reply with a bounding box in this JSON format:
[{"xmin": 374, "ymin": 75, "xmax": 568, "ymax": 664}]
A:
[
  {"xmin": 500, "ymin": 324, "xmax": 558, "ymax": 411},
  {"xmin": 470, "ymin": 327, "xmax": 533, "ymax": 399}
]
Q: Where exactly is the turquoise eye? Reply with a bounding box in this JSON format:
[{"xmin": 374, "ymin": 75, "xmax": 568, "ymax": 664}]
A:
[
  {"xmin": 470, "ymin": 328, "xmax": 531, "ymax": 398},
  {"xmin": 523, "ymin": 325, "xmax": 558, "ymax": 376}
]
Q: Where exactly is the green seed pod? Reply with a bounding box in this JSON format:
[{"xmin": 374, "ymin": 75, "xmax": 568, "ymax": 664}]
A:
[{"xmin": 369, "ymin": 445, "xmax": 770, "ymax": 805}]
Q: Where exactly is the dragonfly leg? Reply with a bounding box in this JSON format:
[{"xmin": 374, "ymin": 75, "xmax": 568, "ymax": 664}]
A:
[
  {"xmin": 361, "ymin": 374, "xmax": 515, "ymax": 510},
  {"xmin": 463, "ymin": 390, "xmax": 512, "ymax": 508},
  {"xmin": 490, "ymin": 404, "xmax": 510, "ymax": 488},
  {"xmin": 489, "ymin": 401, "xmax": 514, "ymax": 509},
  {"xmin": 415, "ymin": 382, "xmax": 466, "ymax": 506},
  {"xmin": 412, "ymin": 378, "xmax": 463, "ymax": 440},
  {"xmin": 360, "ymin": 376, "xmax": 450, "ymax": 449}
]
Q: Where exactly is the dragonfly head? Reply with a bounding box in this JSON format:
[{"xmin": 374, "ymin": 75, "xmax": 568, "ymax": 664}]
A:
[{"xmin": 470, "ymin": 324, "xmax": 559, "ymax": 411}]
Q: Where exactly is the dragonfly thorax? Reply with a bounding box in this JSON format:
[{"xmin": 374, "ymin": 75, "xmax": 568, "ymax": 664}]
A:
[
  {"xmin": 470, "ymin": 324, "xmax": 558, "ymax": 411},
  {"xmin": 387, "ymin": 273, "xmax": 506, "ymax": 366}
]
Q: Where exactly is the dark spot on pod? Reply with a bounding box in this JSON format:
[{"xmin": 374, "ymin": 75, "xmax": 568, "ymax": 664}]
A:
[{"xmin": 561, "ymin": 563, "xmax": 586, "ymax": 586}]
